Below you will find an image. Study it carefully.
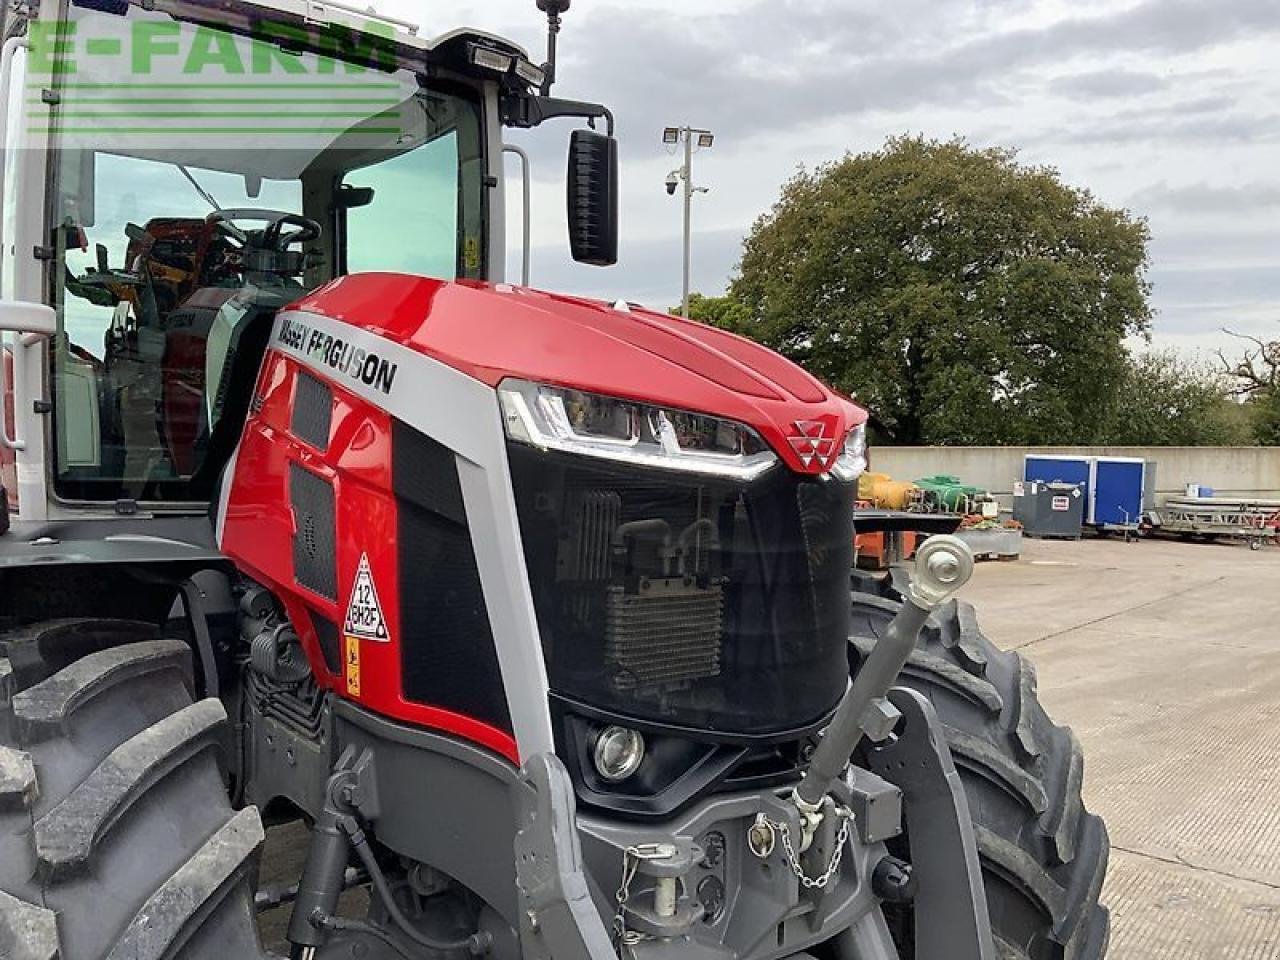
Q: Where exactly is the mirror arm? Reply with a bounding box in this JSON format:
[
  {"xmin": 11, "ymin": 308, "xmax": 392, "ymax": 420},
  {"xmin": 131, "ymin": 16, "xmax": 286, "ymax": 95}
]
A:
[{"xmin": 503, "ymin": 94, "xmax": 614, "ymax": 136}]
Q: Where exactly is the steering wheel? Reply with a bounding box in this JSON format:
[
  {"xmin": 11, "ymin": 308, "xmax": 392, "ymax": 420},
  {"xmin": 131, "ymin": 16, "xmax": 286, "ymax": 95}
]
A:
[{"xmin": 205, "ymin": 209, "xmax": 323, "ymax": 250}]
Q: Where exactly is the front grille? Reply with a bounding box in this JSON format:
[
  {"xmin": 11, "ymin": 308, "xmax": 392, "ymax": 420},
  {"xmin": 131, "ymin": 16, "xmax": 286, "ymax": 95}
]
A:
[
  {"xmin": 510, "ymin": 441, "xmax": 854, "ymax": 734},
  {"xmin": 605, "ymin": 578, "xmax": 723, "ymax": 691}
]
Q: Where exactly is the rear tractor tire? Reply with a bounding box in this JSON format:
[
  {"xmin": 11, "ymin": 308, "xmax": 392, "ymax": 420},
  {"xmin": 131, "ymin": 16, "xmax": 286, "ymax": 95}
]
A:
[
  {"xmin": 0, "ymin": 620, "xmax": 270, "ymax": 960},
  {"xmin": 850, "ymin": 575, "xmax": 1110, "ymax": 960}
]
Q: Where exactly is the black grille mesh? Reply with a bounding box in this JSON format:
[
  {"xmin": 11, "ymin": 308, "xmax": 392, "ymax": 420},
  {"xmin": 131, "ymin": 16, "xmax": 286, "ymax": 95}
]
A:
[
  {"xmin": 393, "ymin": 420, "xmax": 512, "ymax": 734},
  {"xmin": 291, "ymin": 370, "xmax": 333, "ymax": 451},
  {"xmin": 290, "ymin": 463, "xmax": 337, "ymax": 600}
]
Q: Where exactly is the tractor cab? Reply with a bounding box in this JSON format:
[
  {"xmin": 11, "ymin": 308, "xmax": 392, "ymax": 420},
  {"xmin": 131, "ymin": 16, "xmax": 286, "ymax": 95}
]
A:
[{"xmin": 0, "ymin": 0, "xmax": 615, "ymax": 519}]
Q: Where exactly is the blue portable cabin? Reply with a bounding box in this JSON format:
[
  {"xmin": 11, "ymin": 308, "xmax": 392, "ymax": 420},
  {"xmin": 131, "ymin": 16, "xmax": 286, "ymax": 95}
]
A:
[
  {"xmin": 1090, "ymin": 457, "xmax": 1154, "ymax": 528},
  {"xmin": 1023, "ymin": 454, "xmax": 1155, "ymax": 528}
]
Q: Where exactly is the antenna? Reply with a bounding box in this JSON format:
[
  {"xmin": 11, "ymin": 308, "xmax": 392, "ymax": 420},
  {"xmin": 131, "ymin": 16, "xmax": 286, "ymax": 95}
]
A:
[{"xmin": 535, "ymin": 0, "xmax": 570, "ymax": 95}]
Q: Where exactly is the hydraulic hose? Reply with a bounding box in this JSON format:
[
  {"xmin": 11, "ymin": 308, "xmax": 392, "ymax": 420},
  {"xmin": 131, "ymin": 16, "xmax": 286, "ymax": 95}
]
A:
[
  {"xmin": 312, "ymin": 913, "xmax": 416, "ymax": 960},
  {"xmin": 340, "ymin": 817, "xmax": 492, "ymax": 956}
]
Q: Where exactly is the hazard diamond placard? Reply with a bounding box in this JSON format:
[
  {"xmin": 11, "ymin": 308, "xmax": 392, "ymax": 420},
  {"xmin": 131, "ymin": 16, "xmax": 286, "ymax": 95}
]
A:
[{"xmin": 345, "ymin": 553, "xmax": 389, "ymax": 641}]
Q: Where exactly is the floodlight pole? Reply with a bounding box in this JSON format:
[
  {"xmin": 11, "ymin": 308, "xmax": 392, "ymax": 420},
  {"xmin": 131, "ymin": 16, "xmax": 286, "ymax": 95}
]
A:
[
  {"xmin": 682, "ymin": 129, "xmax": 693, "ymax": 319},
  {"xmin": 665, "ymin": 125, "xmax": 713, "ymax": 319}
]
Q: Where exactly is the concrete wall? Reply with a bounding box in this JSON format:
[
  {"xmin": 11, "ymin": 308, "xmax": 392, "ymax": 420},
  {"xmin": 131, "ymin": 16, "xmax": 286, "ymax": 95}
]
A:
[{"xmin": 869, "ymin": 446, "xmax": 1280, "ymax": 503}]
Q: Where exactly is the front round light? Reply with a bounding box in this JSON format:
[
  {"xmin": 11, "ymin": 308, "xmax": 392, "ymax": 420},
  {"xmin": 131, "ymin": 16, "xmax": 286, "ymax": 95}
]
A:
[{"xmin": 592, "ymin": 726, "xmax": 646, "ymax": 782}]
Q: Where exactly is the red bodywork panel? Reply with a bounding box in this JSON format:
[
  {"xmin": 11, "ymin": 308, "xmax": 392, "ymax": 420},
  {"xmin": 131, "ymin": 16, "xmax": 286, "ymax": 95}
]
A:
[
  {"xmin": 288, "ymin": 275, "xmax": 867, "ymax": 473},
  {"xmin": 221, "ymin": 274, "xmax": 867, "ymax": 764}
]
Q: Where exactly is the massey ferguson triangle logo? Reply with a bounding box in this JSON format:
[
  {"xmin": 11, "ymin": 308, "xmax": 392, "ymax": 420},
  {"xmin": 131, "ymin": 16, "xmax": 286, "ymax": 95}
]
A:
[{"xmin": 786, "ymin": 420, "xmax": 838, "ymax": 469}]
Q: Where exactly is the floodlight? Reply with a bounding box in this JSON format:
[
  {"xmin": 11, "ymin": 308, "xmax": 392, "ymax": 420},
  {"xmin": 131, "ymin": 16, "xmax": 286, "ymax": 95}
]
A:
[
  {"xmin": 471, "ymin": 45, "xmax": 515, "ymax": 74},
  {"xmin": 663, "ymin": 127, "xmax": 680, "ymax": 144},
  {"xmin": 697, "ymin": 132, "xmax": 715, "ymax": 148}
]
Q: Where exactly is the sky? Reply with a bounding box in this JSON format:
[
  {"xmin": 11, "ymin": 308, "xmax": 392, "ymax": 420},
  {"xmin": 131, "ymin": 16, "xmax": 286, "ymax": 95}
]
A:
[{"xmin": 375, "ymin": 0, "xmax": 1280, "ymax": 362}]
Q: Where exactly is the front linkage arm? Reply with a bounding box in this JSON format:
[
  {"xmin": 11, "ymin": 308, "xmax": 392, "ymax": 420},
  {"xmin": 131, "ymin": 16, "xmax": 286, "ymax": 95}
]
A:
[{"xmin": 797, "ymin": 535, "xmax": 996, "ymax": 960}]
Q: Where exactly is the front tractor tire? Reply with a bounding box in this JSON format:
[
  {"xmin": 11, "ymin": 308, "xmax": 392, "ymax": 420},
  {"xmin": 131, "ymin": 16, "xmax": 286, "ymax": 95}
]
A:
[
  {"xmin": 850, "ymin": 575, "xmax": 1110, "ymax": 960},
  {"xmin": 0, "ymin": 622, "xmax": 269, "ymax": 960}
]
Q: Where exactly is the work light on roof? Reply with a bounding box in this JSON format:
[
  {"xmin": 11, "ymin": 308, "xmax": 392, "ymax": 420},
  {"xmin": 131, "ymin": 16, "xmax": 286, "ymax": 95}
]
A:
[
  {"xmin": 471, "ymin": 45, "xmax": 515, "ymax": 74},
  {"xmin": 513, "ymin": 58, "xmax": 547, "ymax": 88}
]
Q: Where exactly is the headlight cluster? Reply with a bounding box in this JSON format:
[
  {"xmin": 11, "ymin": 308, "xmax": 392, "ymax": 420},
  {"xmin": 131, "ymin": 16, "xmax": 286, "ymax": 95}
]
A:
[
  {"xmin": 830, "ymin": 423, "xmax": 868, "ymax": 482},
  {"xmin": 499, "ymin": 379, "xmax": 779, "ymax": 480}
]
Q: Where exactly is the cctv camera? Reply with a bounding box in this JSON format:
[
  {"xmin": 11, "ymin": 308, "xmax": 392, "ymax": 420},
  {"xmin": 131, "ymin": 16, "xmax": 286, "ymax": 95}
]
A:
[{"xmin": 665, "ymin": 174, "xmax": 679, "ymax": 196}]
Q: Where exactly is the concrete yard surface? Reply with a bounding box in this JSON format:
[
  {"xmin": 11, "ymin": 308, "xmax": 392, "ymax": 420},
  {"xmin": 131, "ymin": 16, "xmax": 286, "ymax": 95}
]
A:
[{"xmin": 957, "ymin": 535, "xmax": 1280, "ymax": 959}]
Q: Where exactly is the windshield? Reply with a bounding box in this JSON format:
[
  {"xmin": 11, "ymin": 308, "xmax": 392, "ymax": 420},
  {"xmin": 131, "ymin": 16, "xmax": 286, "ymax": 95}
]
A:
[{"xmin": 39, "ymin": 3, "xmax": 487, "ymax": 503}]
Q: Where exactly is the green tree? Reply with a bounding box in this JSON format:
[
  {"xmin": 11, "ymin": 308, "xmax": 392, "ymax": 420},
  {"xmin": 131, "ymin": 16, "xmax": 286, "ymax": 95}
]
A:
[
  {"xmin": 1103, "ymin": 350, "xmax": 1252, "ymax": 446},
  {"xmin": 678, "ymin": 293, "xmax": 753, "ymax": 329},
  {"xmin": 719, "ymin": 136, "xmax": 1152, "ymax": 445}
]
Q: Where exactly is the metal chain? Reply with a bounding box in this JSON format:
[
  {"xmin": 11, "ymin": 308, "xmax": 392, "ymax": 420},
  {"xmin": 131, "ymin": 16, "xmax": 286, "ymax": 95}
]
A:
[
  {"xmin": 612, "ymin": 843, "xmax": 675, "ymax": 954},
  {"xmin": 762, "ymin": 806, "xmax": 853, "ymax": 890}
]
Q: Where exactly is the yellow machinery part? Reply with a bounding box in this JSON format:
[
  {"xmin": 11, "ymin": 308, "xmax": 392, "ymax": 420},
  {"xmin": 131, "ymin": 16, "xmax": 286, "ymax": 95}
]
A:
[{"xmin": 857, "ymin": 472, "xmax": 918, "ymax": 511}]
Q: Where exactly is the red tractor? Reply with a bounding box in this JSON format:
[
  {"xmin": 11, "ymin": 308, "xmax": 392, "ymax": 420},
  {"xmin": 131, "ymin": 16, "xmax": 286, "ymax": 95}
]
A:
[{"xmin": 0, "ymin": 2, "xmax": 1108, "ymax": 959}]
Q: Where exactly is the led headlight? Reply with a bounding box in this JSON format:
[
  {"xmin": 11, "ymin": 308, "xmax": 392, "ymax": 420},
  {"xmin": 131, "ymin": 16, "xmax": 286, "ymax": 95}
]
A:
[
  {"xmin": 592, "ymin": 726, "xmax": 646, "ymax": 782},
  {"xmin": 830, "ymin": 423, "xmax": 868, "ymax": 481},
  {"xmin": 499, "ymin": 379, "xmax": 778, "ymax": 480}
]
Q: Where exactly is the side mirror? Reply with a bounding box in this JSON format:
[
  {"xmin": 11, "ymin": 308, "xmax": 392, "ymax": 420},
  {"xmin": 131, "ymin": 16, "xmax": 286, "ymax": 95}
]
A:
[
  {"xmin": 333, "ymin": 185, "xmax": 375, "ymax": 210},
  {"xmin": 566, "ymin": 129, "xmax": 618, "ymax": 267}
]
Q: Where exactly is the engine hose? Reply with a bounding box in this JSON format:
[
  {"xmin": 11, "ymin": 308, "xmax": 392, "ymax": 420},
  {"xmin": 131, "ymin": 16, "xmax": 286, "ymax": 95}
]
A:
[
  {"xmin": 339, "ymin": 818, "xmax": 492, "ymax": 956},
  {"xmin": 313, "ymin": 912, "xmax": 415, "ymax": 960}
]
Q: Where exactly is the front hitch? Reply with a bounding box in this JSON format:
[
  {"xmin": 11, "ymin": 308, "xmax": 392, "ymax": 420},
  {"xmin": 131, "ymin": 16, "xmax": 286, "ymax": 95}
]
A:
[{"xmin": 794, "ymin": 535, "xmax": 975, "ymax": 815}]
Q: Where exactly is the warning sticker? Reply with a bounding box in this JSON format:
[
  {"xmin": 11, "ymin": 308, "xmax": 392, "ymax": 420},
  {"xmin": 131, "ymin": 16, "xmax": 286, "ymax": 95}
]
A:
[
  {"xmin": 1052, "ymin": 496, "xmax": 1071, "ymax": 512},
  {"xmin": 344, "ymin": 635, "xmax": 361, "ymax": 697},
  {"xmin": 344, "ymin": 553, "xmax": 389, "ymax": 641}
]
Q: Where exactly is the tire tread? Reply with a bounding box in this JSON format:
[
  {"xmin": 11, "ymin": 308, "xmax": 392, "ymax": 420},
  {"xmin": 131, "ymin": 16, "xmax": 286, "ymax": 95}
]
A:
[
  {"xmin": 851, "ymin": 573, "xmax": 1109, "ymax": 960},
  {"xmin": 0, "ymin": 623, "xmax": 267, "ymax": 960}
]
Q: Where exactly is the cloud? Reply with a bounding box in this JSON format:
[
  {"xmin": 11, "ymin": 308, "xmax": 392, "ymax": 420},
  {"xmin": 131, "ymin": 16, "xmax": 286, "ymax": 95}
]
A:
[
  {"xmin": 1050, "ymin": 69, "xmax": 1168, "ymax": 99},
  {"xmin": 1130, "ymin": 181, "xmax": 1280, "ymax": 215},
  {"xmin": 1036, "ymin": 109, "xmax": 1280, "ymax": 146},
  {"xmin": 560, "ymin": 0, "xmax": 1280, "ymax": 148},
  {"xmin": 1150, "ymin": 263, "xmax": 1280, "ymax": 329}
]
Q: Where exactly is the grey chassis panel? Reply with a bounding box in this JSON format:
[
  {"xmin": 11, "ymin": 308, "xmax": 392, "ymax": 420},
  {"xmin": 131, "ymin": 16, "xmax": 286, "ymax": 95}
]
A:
[
  {"xmin": 867, "ymin": 687, "xmax": 996, "ymax": 960},
  {"xmin": 514, "ymin": 753, "xmax": 903, "ymax": 960},
  {"xmin": 331, "ymin": 699, "xmax": 524, "ymax": 924},
  {"xmin": 0, "ymin": 517, "xmax": 221, "ymax": 569}
]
